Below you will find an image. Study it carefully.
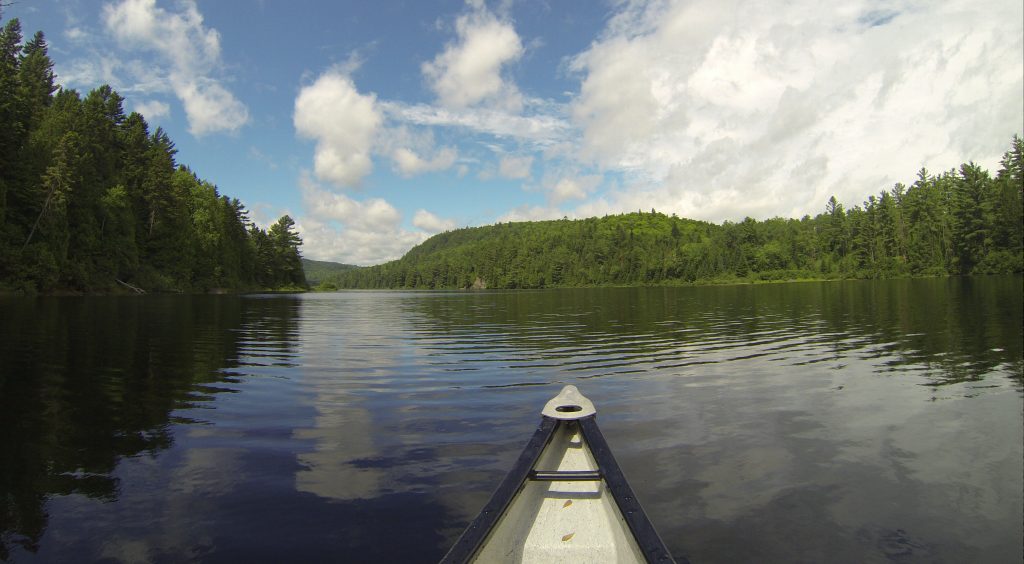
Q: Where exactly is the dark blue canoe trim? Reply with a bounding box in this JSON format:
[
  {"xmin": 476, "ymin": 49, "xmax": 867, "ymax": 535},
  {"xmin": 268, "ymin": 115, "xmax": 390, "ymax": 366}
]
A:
[
  {"xmin": 577, "ymin": 415, "xmax": 683, "ymax": 564},
  {"xmin": 440, "ymin": 416, "xmax": 558, "ymax": 564}
]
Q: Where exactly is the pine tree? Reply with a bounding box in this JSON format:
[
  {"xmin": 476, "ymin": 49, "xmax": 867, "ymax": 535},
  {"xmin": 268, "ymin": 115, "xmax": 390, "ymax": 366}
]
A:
[
  {"xmin": 996, "ymin": 136, "xmax": 1023, "ymax": 251},
  {"xmin": 17, "ymin": 31, "xmax": 55, "ymax": 129},
  {"xmin": 268, "ymin": 215, "xmax": 306, "ymax": 287},
  {"xmin": 980, "ymin": 136, "xmax": 1024, "ymax": 272},
  {"xmin": 951, "ymin": 162, "xmax": 990, "ymax": 273},
  {"xmin": 0, "ymin": 17, "xmax": 23, "ymax": 218},
  {"xmin": 824, "ymin": 195, "xmax": 846, "ymax": 259}
]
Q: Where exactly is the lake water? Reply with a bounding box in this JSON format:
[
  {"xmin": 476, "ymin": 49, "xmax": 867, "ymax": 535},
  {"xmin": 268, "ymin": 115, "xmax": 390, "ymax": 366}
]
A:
[{"xmin": 1, "ymin": 277, "xmax": 1021, "ymax": 563}]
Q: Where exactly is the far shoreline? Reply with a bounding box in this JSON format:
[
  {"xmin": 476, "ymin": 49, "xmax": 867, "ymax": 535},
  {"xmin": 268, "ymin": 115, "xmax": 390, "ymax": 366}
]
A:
[{"xmin": 308, "ymin": 272, "xmax": 1013, "ymax": 293}]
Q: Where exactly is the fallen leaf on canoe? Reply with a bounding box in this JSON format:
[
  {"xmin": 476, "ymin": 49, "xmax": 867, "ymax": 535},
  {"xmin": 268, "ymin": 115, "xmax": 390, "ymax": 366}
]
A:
[
  {"xmin": 562, "ymin": 533, "xmax": 575, "ymax": 542},
  {"xmin": 563, "ymin": 500, "xmax": 572, "ymax": 508}
]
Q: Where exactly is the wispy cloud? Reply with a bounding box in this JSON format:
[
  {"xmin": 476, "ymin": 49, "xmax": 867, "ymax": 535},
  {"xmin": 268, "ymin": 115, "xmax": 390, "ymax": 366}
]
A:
[
  {"xmin": 247, "ymin": 146, "xmax": 279, "ymax": 171},
  {"xmin": 133, "ymin": 99, "xmax": 170, "ymax": 121},
  {"xmin": 498, "ymin": 155, "xmax": 533, "ymax": 179},
  {"xmin": 390, "ymin": 146, "xmax": 458, "ymax": 177},
  {"xmin": 64, "ymin": 27, "xmax": 89, "ymax": 42},
  {"xmin": 102, "ymin": 0, "xmax": 249, "ymax": 136},
  {"xmin": 380, "ymin": 100, "xmax": 569, "ymax": 148}
]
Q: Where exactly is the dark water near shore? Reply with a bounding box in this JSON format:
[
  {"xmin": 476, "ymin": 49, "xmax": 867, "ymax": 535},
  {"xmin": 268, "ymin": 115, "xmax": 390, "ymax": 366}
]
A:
[{"xmin": 1, "ymin": 277, "xmax": 1021, "ymax": 563}]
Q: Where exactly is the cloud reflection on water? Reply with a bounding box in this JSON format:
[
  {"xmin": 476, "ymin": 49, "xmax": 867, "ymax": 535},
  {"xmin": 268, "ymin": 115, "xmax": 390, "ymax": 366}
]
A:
[{"xmin": 1, "ymin": 278, "xmax": 1019, "ymax": 562}]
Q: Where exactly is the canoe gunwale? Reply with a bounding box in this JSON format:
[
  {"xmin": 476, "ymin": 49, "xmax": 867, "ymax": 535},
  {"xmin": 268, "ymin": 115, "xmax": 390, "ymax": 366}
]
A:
[
  {"xmin": 577, "ymin": 415, "xmax": 676, "ymax": 563},
  {"xmin": 440, "ymin": 414, "xmax": 679, "ymax": 563},
  {"xmin": 440, "ymin": 416, "xmax": 559, "ymax": 564}
]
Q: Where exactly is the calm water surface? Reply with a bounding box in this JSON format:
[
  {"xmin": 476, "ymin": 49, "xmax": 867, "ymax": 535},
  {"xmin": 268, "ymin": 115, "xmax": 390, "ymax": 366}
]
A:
[{"xmin": 1, "ymin": 277, "xmax": 1021, "ymax": 563}]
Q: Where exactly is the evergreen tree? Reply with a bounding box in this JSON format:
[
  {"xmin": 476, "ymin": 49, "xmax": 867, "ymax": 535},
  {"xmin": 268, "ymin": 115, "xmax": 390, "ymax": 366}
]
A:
[
  {"xmin": 17, "ymin": 31, "xmax": 55, "ymax": 129},
  {"xmin": 981, "ymin": 136, "xmax": 1024, "ymax": 272},
  {"xmin": 951, "ymin": 162, "xmax": 990, "ymax": 273},
  {"xmin": 0, "ymin": 13, "xmax": 309, "ymax": 292},
  {"xmin": 267, "ymin": 215, "xmax": 306, "ymax": 287},
  {"xmin": 0, "ymin": 17, "xmax": 23, "ymax": 219},
  {"xmin": 21, "ymin": 131, "xmax": 79, "ymax": 287},
  {"xmin": 1, "ymin": 11, "xmax": 1020, "ymax": 293},
  {"xmin": 250, "ymin": 224, "xmax": 275, "ymax": 287}
]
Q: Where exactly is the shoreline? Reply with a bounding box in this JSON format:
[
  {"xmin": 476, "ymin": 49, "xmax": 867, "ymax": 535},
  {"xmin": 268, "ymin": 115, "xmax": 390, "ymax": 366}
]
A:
[
  {"xmin": 6, "ymin": 272, "xmax": 1019, "ymax": 297},
  {"xmin": 312, "ymin": 272, "xmax": 1013, "ymax": 293}
]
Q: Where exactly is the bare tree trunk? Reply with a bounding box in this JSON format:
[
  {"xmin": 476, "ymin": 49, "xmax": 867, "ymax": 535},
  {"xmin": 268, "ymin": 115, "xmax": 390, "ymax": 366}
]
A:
[
  {"xmin": 116, "ymin": 278, "xmax": 145, "ymax": 294},
  {"xmin": 22, "ymin": 184, "xmax": 58, "ymax": 251}
]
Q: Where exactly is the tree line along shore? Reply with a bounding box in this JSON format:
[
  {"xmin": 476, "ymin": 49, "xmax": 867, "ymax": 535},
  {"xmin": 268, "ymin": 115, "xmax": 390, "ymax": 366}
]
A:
[
  {"xmin": 2, "ymin": 12, "xmax": 1020, "ymax": 295},
  {"xmin": 0, "ymin": 14, "xmax": 305, "ymax": 294},
  {"xmin": 324, "ymin": 137, "xmax": 1022, "ymax": 290}
]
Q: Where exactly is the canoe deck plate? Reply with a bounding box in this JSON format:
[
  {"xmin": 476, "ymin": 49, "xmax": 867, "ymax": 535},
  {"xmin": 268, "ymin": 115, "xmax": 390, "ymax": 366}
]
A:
[{"xmin": 541, "ymin": 385, "xmax": 597, "ymax": 420}]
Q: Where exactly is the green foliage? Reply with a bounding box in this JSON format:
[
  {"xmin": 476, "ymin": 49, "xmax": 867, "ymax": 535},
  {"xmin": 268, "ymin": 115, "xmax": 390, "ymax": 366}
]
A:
[
  {"xmin": 332, "ymin": 137, "xmax": 1024, "ymax": 289},
  {"xmin": 302, "ymin": 258, "xmax": 357, "ymax": 285},
  {"xmin": 18, "ymin": 31, "xmax": 56, "ymax": 130},
  {"xmin": 0, "ymin": 15, "xmax": 303, "ymax": 293},
  {"xmin": 2, "ymin": 14, "xmax": 1016, "ymax": 293},
  {"xmin": 264, "ymin": 215, "xmax": 306, "ymax": 288}
]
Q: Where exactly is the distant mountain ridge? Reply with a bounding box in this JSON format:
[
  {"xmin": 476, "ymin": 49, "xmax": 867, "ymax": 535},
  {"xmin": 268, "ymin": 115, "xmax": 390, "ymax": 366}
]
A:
[
  {"xmin": 302, "ymin": 258, "xmax": 358, "ymax": 285},
  {"xmin": 327, "ymin": 212, "xmax": 739, "ymax": 289}
]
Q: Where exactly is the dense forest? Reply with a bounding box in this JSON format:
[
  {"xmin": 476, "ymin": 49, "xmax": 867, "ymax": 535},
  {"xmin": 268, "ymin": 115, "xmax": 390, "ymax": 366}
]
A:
[
  {"xmin": 330, "ymin": 137, "xmax": 1023, "ymax": 289},
  {"xmin": 0, "ymin": 13, "xmax": 305, "ymax": 293},
  {"xmin": 301, "ymin": 258, "xmax": 357, "ymax": 286}
]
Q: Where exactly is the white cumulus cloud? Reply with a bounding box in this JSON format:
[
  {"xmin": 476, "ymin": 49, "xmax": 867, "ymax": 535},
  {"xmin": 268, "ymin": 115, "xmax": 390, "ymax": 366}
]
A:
[
  {"xmin": 548, "ymin": 175, "xmax": 602, "ymax": 205},
  {"xmin": 412, "ymin": 210, "xmax": 458, "ymax": 234},
  {"xmin": 391, "ymin": 146, "xmax": 458, "ymax": 177},
  {"xmin": 568, "ymin": 0, "xmax": 1024, "ymax": 221},
  {"xmin": 422, "ymin": 1, "xmax": 524, "ymax": 110},
  {"xmin": 103, "ymin": 0, "xmax": 249, "ymax": 136},
  {"xmin": 298, "ymin": 176, "xmax": 427, "ymax": 265},
  {"xmin": 294, "ymin": 70, "xmax": 383, "ymax": 187}
]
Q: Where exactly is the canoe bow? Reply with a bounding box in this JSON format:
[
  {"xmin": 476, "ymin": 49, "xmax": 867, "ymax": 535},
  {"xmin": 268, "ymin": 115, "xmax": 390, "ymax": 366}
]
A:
[{"xmin": 441, "ymin": 386, "xmax": 680, "ymax": 563}]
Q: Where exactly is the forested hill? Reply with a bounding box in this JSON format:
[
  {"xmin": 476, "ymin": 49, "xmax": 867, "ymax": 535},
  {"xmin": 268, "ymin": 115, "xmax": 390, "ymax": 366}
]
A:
[
  {"xmin": 302, "ymin": 258, "xmax": 357, "ymax": 285},
  {"xmin": 331, "ymin": 137, "xmax": 1023, "ymax": 290},
  {"xmin": 0, "ymin": 14, "xmax": 305, "ymax": 293}
]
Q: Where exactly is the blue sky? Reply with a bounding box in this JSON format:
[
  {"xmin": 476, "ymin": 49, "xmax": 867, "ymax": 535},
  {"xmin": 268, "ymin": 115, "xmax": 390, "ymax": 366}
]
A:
[{"xmin": 6, "ymin": 0, "xmax": 1023, "ymax": 265}]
